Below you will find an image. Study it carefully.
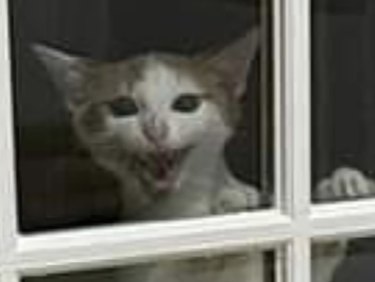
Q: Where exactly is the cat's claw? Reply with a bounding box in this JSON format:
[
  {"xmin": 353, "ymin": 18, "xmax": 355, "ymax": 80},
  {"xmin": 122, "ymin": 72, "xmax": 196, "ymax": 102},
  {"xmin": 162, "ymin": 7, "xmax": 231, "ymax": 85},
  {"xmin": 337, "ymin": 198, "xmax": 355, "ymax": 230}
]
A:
[{"xmin": 315, "ymin": 167, "xmax": 375, "ymax": 202}]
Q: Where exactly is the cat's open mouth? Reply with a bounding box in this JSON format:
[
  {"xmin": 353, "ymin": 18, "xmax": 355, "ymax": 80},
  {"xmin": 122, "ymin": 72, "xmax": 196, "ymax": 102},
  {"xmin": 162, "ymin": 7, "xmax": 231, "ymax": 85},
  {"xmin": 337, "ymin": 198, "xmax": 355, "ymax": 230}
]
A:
[{"xmin": 137, "ymin": 148, "xmax": 191, "ymax": 195}]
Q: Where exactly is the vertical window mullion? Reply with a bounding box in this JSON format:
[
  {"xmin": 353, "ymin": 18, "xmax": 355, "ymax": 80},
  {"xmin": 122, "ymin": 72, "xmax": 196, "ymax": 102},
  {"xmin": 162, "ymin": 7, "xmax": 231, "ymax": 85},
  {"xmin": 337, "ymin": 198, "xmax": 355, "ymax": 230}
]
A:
[
  {"xmin": 283, "ymin": 0, "xmax": 311, "ymax": 220},
  {"xmin": 274, "ymin": 0, "xmax": 284, "ymax": 211},
  {"xmin": 286, "ymin": 238, "xmax": 311, "ymax": 282},
  {"xmin": 0, "ymin": 0, "xmax": 18, "ymax": 272},
  {"xmin": 282, "ymin": 0, "xmax": 312, "ymax": 282}
]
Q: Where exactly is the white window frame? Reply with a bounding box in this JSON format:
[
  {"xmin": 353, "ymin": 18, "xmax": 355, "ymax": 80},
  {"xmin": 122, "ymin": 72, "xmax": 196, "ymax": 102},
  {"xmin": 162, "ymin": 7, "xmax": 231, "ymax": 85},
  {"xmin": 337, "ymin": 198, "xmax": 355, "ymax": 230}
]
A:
[{"xmin": 2, "ymin": 0, "xmax": 375, "ymax": 282}]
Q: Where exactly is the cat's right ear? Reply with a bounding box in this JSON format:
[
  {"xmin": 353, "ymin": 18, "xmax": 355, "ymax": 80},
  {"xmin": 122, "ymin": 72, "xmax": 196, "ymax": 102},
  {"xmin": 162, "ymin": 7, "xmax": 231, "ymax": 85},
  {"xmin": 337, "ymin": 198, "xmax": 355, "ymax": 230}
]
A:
[
  {"xmin": 32, "ymin": 44, "xmax": 91, "ymax": 109},
  {"xmin": 195, "ymin": 29, "xmax": 259, "ymax": 99}
]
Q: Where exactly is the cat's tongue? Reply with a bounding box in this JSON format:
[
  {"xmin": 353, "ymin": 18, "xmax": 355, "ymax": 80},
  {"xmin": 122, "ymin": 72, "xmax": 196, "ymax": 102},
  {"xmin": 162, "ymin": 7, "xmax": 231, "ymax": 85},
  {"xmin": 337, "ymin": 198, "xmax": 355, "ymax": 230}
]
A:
[{"xmin": 151, "ymin": 151, "xmax": 178, "ymax": 193}]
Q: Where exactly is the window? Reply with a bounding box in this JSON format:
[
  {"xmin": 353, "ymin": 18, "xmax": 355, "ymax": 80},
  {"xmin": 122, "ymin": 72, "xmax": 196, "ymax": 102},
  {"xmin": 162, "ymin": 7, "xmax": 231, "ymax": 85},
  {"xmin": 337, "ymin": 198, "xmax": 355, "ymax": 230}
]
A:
[
  {"xmin": 11, "ymin": 0, "xmax": 274, "ymax": 233},
  {"xmin": 2, "ymin": 0, "xmax": 375, "ymax": 282}
]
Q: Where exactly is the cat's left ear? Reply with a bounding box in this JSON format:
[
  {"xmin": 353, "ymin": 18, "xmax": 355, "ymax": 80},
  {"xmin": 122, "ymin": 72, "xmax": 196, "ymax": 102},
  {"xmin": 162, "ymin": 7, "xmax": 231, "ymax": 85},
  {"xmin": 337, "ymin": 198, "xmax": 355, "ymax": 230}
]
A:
[
  {"xmin": 197, "ymin": 28, "xmax": 259, "ymax": 98},
  {"xmin": 32, "ymin": 44, "xmax": 93, "ymax": 109}
]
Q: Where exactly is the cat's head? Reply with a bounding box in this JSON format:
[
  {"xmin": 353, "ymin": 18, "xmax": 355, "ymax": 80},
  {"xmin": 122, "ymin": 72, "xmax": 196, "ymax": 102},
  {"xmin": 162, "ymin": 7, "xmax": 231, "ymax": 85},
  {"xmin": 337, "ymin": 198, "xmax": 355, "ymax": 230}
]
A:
[{"xmin": 33, "ymin": 29, "xmax": 258, "ymax": 193}]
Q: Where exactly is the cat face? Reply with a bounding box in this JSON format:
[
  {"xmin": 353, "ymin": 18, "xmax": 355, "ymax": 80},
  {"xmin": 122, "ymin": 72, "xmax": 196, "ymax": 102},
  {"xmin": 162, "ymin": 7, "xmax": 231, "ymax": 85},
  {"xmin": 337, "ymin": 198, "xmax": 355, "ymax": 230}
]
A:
[
  {"xmin": 33, "ymin": 30, "xmax": 258, "ymax": 193},
  {"xmin": 86, "ymin": 55, "xmax": 231, "ymax": 153}
]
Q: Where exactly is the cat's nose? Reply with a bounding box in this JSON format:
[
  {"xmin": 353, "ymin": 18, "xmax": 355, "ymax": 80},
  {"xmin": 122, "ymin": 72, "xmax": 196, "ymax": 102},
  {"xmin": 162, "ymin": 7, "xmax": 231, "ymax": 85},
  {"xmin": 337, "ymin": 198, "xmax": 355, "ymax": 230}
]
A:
[{"xmin": 141, "ymin": 115, "xmax": 168, "ymax": 146}]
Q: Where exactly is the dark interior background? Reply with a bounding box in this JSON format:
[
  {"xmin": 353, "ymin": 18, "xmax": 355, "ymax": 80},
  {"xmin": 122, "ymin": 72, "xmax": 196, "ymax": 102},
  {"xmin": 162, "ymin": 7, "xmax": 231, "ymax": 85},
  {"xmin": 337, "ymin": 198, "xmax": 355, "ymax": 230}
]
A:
[
  {"xmin": 9, "ymin": 0, "xmax": 272, "ymax": 233},
  {"xmin": 312, "ymin": 0, "xmax": 375, "ymax": 182},
  {"xmin": 312, "ymin": 0, "xmax": 375, "ymax": 281}
]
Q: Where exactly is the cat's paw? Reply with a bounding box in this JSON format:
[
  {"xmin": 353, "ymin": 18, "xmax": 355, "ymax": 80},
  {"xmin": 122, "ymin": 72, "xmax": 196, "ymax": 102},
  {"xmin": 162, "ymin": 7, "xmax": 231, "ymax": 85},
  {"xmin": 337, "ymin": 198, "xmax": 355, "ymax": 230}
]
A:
[
  {"xmin": 213, "ymin": 184, "xmax": 260, "ymax": 214},
  {"xmin": 314, "ymin": 167, "xmax": 375, "ymax": 202}
]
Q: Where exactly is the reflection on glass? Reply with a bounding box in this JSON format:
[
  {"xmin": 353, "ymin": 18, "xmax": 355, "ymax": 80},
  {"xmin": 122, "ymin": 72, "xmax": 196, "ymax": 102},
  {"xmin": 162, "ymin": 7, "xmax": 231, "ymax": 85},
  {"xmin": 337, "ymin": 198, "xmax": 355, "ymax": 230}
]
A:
[
  {"xmin": 11, "ymin": 0, "xmax": 273, "ymax": 232},
  {"xmin": 312, "ymin": 0, "xmax": 375, "ymax": 202},
  {"xmin": 23, "ymin": 250, "xmax": 275, "ymax": 282},
  {"xmin": 313, "ymin": 237, "xmax": 375, "ymax": 282}
]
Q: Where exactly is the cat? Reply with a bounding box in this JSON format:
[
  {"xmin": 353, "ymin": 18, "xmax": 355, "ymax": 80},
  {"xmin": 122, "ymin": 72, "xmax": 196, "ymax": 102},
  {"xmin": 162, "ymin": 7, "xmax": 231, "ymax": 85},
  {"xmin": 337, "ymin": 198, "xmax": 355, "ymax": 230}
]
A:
[
  {"xmin": 33, "ymin": 30, "xmax": 375, "ymax": 282},
  {"xmin": 33, "ymin": 29, "xmax": 261, "ymax": 221}
]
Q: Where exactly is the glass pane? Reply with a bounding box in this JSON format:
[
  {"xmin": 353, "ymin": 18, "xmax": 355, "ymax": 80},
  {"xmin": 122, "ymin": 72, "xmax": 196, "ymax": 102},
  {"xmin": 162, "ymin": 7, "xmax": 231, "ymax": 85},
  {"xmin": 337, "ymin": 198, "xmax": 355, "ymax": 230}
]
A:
[
  {"xmin": 312, "ymin": 0, "xmax": 375, "ymax": 203},
  {"xmin": 10, "ymin": 0, "xmax": 274, "ymax": 232},
  {"xmin": 313, "ymin": 237, "xmax": 375, "ymax": 282},
  {"xmin": 23, "ymin": 249, "xmax": 277, "ymax": 282}
]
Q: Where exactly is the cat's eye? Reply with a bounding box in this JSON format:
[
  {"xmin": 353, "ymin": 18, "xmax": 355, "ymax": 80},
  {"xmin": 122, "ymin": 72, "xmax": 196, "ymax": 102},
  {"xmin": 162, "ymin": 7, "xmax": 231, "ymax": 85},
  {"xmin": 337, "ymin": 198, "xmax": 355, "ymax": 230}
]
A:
[
  {"xmin": 107, "ymin": 97, "xmax": 138, "ymax": 117},
  {"xmin": 172, "ymin": 94, "xmax": 202, "ymax": 113}
]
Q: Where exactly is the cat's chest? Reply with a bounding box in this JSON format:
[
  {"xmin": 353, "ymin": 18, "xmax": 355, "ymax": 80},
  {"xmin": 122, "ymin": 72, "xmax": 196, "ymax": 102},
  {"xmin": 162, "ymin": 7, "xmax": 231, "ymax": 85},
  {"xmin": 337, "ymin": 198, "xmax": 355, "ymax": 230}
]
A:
[{"xmin": 148, "ymin": 253, "xmax": 262, "ymax": 282}]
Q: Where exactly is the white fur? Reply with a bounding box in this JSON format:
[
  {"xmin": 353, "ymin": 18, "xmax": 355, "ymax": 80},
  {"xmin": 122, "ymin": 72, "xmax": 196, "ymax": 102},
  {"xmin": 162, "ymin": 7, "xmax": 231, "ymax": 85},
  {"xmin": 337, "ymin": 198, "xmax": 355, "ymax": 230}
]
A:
[{"xmin": 106, "ymin": 57, "xmax": 230, "ymax": 153}]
